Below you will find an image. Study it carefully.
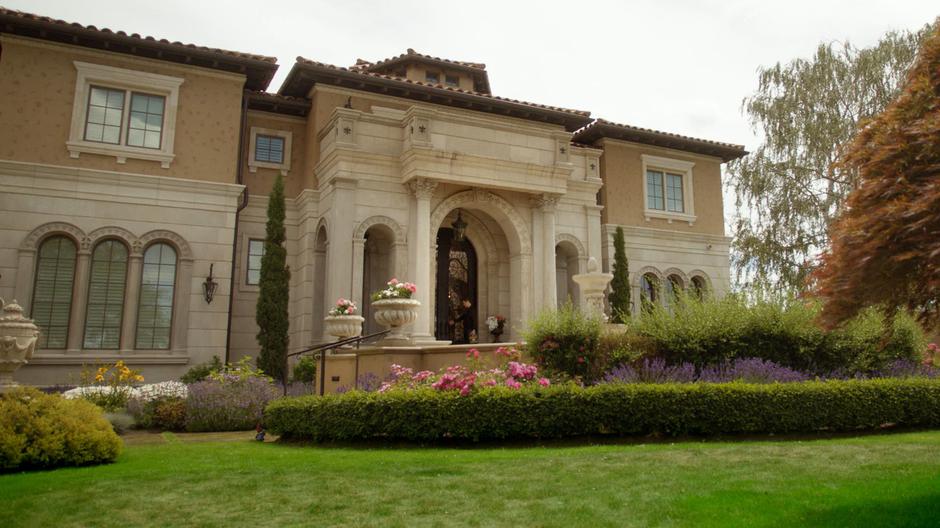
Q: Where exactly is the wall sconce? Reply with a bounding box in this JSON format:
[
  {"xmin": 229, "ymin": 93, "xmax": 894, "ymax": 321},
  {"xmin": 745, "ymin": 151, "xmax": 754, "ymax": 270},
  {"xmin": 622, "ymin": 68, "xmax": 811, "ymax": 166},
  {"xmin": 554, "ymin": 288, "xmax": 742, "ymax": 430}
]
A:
[
  {"xmin": 451, "ymin": 209, "xmax": 468, "ymax": 242},
  {"xmin": 203, "ymin": 263, "xmax": 218, "ymax": 304}
]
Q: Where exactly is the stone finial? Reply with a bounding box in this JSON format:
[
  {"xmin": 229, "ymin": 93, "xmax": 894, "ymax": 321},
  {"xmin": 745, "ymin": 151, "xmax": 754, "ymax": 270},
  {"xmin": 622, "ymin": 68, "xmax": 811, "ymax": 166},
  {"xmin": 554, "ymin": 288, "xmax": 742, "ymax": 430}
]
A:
[{"xmin": 587, "ymin": 257, "xmax": 599, "ymax": 273}]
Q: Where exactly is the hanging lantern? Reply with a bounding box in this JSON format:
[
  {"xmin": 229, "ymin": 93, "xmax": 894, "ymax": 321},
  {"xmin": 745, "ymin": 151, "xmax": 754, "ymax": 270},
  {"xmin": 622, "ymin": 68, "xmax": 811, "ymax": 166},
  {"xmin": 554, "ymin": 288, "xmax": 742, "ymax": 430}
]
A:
[{"xmin": 451, "ymin": 210, "xmax": 468, "ymax": 243}]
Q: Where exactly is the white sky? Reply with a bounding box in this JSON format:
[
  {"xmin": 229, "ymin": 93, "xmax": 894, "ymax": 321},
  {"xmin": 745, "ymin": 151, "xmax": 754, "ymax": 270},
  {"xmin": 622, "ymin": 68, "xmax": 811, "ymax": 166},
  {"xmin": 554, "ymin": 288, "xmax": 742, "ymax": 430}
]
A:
[{"xmin": 6, "ymin": 0, "xmax": 938, "ymax": 234}]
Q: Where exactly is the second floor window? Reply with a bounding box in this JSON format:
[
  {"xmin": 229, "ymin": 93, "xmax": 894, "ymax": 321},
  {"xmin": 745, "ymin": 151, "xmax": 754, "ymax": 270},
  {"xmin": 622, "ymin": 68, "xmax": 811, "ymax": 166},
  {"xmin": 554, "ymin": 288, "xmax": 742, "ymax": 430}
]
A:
[
  {"xmin": 425, "ymin": 71, "xmax": 439, "ymax": 84},
  {"xmin": 646, "ymin": 169, "xmax": 684, "ymax": 213},
  {"xmin": 84, "ymin": 86, "xmax": 165, "ymax": 150},
  {"xmin": 254, "ymin": 135, "xmax": 285, "ymax": 164},
  {"xmin": 445, "ymin": 75, "xmax": 459, "ymax": 87}
]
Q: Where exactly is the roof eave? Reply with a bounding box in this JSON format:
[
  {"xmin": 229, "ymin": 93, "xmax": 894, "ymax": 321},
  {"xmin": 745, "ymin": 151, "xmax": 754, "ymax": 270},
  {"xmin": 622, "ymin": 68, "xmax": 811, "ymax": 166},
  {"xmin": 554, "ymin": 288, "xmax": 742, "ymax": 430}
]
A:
[{"xmin": 574, "ymin": 123, "xmax": 748, "ymax": 162}]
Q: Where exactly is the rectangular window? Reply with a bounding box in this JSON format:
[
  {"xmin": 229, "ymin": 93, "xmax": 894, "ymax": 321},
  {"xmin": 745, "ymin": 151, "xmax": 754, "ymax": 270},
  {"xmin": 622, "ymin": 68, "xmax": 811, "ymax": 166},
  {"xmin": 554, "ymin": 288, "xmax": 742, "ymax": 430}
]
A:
[
  {"xmin": 83, "ymin": 86, "xmax": 165, "ymax": 150},
  {"xmin": 445, "ymin": 75, "xmax": 459, "ymax": 87},
  {"xmin": 85, "ymin": 86, "xmax": 125, "ymax": 145},
  {"xmin": 127, "ymin": 93, "xmax": 165, "ymax": 149},
  {"xmin": 665, "ymin": 173, "xmax": 684, "ymax": 212},
  {"xmin": 254, "ymin": 135, "xmax": 285, "ymax": 164},
  {"xmin": 246, "ymin": 239, "xmax": 265, "ymax": 285},
  {"xmin": 425, "ymin": 71, "xmax": 439, "ymax": 84},
  {"xmin": 646, "ymin": 170, "xmax": 665, "ymax": 210}
]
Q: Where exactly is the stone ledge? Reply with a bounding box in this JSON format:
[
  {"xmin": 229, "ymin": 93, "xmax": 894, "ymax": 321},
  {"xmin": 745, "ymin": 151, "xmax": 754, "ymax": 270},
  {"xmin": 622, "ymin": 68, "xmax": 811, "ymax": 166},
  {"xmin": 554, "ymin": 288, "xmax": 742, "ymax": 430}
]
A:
[{"xmin": 28, "ymin": 354, "xmax": 191, "ymax": 366}]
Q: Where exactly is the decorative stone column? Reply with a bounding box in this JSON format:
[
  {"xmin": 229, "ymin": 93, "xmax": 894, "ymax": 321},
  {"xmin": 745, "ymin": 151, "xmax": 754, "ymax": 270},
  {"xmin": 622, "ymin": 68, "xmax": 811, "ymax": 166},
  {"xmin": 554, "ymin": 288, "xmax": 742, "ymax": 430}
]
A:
[
  {"xmin": 66, "ymin": 238, "xmax": 92, "ymax": 352},
  {"xmin": 408, "ymin": 178, "xmax": 437, "ymax": 341},
  {"xmin": 573, "ymin": 257, "xmax": 614, "ymax": 322},
  {"xmin": 120, "ymin": 247, "xmax": 143, "ymax": 351},
  {"xmin": 326, "ymin": 178, "xmax": 357, "ymax": 322},
  {"xmin": 0, "ymin": 299, "xmax": 40, "ymax": 392},
  {"xmin": 536, "ymin": 194, "xmax": 560, "ymax": 310}
]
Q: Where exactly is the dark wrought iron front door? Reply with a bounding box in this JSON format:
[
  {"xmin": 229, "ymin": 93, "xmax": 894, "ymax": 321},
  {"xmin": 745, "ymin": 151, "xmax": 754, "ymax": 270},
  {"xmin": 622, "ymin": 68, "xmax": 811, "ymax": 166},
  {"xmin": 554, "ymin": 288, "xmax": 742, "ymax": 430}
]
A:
[{"xmin": 434, "ymin": 227, "xmax": 477, "ymax": 343}]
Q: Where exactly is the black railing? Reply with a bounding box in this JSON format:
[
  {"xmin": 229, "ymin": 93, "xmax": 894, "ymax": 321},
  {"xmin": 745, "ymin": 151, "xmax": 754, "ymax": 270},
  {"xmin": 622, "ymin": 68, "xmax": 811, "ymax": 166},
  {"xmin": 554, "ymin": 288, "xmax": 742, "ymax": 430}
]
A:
[{"xmin": 288, "ymin": 329, "xmax": 390, "ymax": 395}]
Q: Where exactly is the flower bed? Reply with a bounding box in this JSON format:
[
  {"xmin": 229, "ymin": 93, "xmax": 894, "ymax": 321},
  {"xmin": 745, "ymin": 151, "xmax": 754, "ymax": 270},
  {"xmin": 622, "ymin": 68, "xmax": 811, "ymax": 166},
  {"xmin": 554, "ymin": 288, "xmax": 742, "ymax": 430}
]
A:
[{"xmin": 264, "ymin": 378, "xmax": 940, "ymax": 442}]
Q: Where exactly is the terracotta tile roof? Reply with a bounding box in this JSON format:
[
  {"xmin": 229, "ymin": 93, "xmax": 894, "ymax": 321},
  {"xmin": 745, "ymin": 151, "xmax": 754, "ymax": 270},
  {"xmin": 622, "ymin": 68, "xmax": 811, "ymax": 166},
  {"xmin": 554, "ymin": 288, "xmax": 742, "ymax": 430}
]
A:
[
  {"xmin": 289, "ymin": 56, "xmax": 589, "ymax": 118},
  {"xmin": 0, "ymin": 7, "xmax": 278, "ymax": 90},
  {"xmin": 246, "ymin": 91, "xmax": 311, "ymax": 117},
  {"xmin": 573, "ymin": 118, "xmax": 747, "ymax": 162},
  {"xmin": 359, "ymin": 48, "xmax": 486, "ymax": 71}
]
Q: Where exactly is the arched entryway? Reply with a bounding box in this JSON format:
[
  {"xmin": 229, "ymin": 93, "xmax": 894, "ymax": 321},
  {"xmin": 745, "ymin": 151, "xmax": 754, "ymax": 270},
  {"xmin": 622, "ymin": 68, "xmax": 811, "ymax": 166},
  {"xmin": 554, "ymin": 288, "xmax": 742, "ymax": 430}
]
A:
[
  {"xmin": 429, "ymin": 190, "xmax": 531, "ymax": 342},
  {"xmin": 555, "ymin": 239, "xmax": 583, "ymax": 308},
  {"xmin": 311, "ymin": 223, "xmax": 329, "ymax": 341},
  {"xmin": 361, "ymin": 224, "xmax": 396, "ymax": 335}
]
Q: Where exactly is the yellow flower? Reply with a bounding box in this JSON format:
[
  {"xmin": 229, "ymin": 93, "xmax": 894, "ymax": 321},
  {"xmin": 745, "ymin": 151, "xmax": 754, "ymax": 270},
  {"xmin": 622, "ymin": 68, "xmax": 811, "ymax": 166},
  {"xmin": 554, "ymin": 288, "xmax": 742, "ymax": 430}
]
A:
[
  {"xmin": 94, "ymin": 374, "xmax": 104, "ymax": 383},
  {"xmin": 134, "ymin": 374, "xmax": 144, "ymax": 382}
]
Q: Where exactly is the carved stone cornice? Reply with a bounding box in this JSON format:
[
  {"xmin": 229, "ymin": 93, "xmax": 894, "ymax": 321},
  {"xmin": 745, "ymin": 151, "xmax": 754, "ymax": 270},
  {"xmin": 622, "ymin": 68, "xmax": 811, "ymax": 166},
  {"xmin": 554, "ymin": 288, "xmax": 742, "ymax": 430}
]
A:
[
  {"xmin": 408, "ymin": 178, "xmax": 438, "ymax": 200},
  {"xmin": 531, "ymin": 193, "xmax": 561, "ymax": 212}
]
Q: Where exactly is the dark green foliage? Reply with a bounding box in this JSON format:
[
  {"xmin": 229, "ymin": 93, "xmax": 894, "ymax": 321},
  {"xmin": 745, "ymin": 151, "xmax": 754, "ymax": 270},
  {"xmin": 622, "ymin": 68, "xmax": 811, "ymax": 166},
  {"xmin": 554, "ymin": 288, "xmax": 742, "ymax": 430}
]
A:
[
  {"xmin": 524, "ymin": 303, "xmax": 604, "ymax": 381},
  {"xmin": 608, "ymin": 226, "xmax": 630, "ymax": 323},
  {"xmin": 265, "ymin": 379, "xmax": 940, "ymax": 442},
  {"xmin": 292, "ymin": 356, "xmax": 317, "ymax": 383},
  {"xmin": 179, "ymin": 355, "xmax": 223, "ymax": 384},
  {"xmin": 0, "ymin": 388, "xmax": 122, "ymax": 470},
  {"xmin": 129, "ymin": 397, "xmax": 187, "ymax": 431},
  {"xmin": 256, "ymin": 174, "xmax": 290, "ymax": 383},
  {"xmin": 619, "ymin": 294, "xmax": 925, "ymax": 375}
]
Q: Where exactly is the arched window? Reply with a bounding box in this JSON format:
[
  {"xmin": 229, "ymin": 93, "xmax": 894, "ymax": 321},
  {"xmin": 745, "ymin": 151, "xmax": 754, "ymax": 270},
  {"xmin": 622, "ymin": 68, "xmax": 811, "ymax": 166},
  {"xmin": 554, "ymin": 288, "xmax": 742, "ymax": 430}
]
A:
[
  {"xmin": 31, "ymin": 236, "xmax": 77, "ymax": 349},
  {"xmin": 640, "ymin": 273, "xmax": 660, "ymax": 313},
  {"xmin": 84, "ymin": 240, "xmax": 128, "ymax": 349},
  {"xmin": 136, "ymin": 243, "xmax": 177, "ymax": 349},
  {"xmin": 665, "ymin": 274, "xmax": 684, "ymax": 308},
  {"xmin": 691, "ymin": 276, "xmax": 708, "ymax": 300}
]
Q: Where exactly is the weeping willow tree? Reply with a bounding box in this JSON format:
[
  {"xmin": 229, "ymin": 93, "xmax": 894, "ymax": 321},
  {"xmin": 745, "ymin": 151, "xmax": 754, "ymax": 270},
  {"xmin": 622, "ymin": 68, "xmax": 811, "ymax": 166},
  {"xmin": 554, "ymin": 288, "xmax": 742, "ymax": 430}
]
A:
[{"xmin": 727, "ymin": 25, "xmax": 932, "ymax": 296}]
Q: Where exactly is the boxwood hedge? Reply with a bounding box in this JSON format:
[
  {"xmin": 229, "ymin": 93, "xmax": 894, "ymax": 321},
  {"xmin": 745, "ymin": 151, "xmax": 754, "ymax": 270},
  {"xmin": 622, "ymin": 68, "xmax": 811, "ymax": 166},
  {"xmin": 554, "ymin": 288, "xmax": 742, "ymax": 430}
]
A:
[{"xmin": 264, "ymin": 379, "xmax": 940, "ymax": 442}]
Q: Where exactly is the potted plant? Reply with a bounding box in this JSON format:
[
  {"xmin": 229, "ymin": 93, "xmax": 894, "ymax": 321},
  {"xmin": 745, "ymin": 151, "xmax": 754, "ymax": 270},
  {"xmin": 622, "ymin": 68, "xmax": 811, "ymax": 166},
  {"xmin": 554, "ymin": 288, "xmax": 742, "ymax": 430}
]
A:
[
  {"xmin": 486, "ymin": 315, "xmax": 506, "ymax": 342},
  {"xmin": 371, "ymin": 278, "xmax": 420, "ymax": 342},
  {"xmin": 323, "ymin": 298, "xmax": 364, "ymax": 341}
]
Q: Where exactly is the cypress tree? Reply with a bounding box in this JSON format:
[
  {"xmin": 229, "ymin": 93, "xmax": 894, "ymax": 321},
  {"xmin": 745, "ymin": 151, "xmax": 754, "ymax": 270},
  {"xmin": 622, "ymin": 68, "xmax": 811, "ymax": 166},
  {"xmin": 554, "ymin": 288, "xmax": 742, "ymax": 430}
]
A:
[
  {"xmin": 608, "ymin": 226, "xmax": 631, "ymax": 323},
  {"xmin": 256, "ymin": 174, "xmax": 290, "ymax": 383}
]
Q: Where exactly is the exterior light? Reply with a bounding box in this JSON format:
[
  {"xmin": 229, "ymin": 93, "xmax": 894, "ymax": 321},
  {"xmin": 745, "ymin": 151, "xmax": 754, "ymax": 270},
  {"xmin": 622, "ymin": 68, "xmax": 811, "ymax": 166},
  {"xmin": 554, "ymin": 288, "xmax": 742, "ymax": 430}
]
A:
[
  {"xmin": 203, "ymin": 263, "xmax": 218, "ymax": 304},
  {"xmin": 452, "ymin": 210, "xmax": 468, "ymax": 242}
]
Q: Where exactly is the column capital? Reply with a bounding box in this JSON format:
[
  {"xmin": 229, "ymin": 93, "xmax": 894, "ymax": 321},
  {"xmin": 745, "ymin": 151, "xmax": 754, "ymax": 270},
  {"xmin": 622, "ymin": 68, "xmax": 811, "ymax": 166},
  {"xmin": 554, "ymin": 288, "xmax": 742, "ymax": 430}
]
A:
[
  {"xmin": 408, "ymin": 178, "xmax": 438, "ymax": 200},
  {"xmin": 531, "ymin": 193, "xmax": 561, "ymax": 212}
]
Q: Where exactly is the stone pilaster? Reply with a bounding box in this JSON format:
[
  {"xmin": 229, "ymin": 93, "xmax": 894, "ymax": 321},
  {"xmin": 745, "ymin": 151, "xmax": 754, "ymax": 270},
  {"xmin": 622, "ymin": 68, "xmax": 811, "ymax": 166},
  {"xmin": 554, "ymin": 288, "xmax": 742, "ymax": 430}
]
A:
[
  {"xmin": 65, "ymin": 238, "xmax": 91, "ymax": 352},
  {"xmin": 535, "ymin": 194, "xmax": 560, "ymax": 310},
  {"xmin": 326, "ymin": 178, "xmax": 357, "ymax": 322},
  {"xmin": 120, "ymin": 249, "xmax": 143, "ymax": 351}
]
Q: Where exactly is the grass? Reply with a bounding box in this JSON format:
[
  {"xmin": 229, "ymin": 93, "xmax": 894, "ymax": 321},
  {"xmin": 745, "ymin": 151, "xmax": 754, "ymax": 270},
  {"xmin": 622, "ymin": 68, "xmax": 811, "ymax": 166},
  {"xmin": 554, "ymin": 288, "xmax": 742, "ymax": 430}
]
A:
[{"xmin": 2, "ymin": 431, "xmax": 940, "ymax": 527}]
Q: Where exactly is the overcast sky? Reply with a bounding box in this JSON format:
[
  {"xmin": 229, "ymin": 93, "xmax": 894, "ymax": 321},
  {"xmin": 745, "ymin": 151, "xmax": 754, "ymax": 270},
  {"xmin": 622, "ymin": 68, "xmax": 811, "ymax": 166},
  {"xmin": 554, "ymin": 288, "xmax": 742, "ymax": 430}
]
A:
[{"xmin": 9, "ymin": 0, "xmax": 937, "ymax": 149}]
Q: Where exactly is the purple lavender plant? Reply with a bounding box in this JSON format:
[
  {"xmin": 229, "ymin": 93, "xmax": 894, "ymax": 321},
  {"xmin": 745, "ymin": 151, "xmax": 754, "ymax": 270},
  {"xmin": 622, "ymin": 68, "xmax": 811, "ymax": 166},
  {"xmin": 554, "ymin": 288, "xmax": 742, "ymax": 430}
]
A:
[
  {"xmin": 873, "ymin": 359, "xmax": 940, "ymax": 379},
  {"xmin": 698, "ymin": 358, "xmax": 810, "ymax": 383},
  {"xmin": 603, "ymin": 358, "xmax": 697, "ymax": 384},
  {"xmin": 185, "ymin": 377, "xmax": 279, "ymax": 432},
  {"xmin": 335, "ymin": 372, "xmax": 384, "ymax": 394}
]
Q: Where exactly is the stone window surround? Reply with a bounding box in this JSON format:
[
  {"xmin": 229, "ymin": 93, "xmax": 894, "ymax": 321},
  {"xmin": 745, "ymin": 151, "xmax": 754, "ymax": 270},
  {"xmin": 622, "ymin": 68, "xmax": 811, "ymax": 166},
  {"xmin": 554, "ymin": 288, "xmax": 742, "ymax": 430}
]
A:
[
  {"xmin": 641, "ymin": 154, "xmax": 697, "ymax": 225},
  {"xmin": 248, "ymin": 126, "xmax": 292, "ymax": 176},
  {"xmin": 66, "ymin": 61, "xmax": 183, "ymax": 168},
  {"xmin": 238, "ymin": 232, "xmax": 265, "ymax": 293},
  {"xmin": 16, "ymin": 223, "xmax": 193, "ymax": 356}
]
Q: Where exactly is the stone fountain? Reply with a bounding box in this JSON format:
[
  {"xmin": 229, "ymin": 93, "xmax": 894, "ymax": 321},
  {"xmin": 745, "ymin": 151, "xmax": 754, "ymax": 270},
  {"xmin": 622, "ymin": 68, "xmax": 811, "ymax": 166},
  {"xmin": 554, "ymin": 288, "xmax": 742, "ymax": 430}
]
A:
[
  {"xmin": 0, "ymin": 298, "xmax": 40, "ymax": 393},
  {"xmin": 572, "ymin": 257, "xmax": 614, "ymax": 322}
]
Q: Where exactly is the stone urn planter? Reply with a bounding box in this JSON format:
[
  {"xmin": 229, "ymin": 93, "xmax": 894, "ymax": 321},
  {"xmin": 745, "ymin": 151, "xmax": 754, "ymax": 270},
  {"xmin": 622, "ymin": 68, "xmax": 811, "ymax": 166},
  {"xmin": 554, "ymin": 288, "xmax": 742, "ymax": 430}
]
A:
[
  {"xmin": 372, "ymin": 298, "xmax": 420, "ymax": 342},
  {"xmin": 323, "ymin": 314, "xmax": 365, "ymax": 342},
  {"xmin": 0, "ymin": 299, "xmax": 40, "ymax": 393}
]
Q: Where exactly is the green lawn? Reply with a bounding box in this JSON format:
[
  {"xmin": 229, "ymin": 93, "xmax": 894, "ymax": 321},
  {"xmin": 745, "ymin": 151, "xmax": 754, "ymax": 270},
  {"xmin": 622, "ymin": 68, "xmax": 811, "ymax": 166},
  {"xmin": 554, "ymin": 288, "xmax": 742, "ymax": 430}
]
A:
[{"xmin": 3, "ymin": 431, "xmax": 940, "ymax": 527}]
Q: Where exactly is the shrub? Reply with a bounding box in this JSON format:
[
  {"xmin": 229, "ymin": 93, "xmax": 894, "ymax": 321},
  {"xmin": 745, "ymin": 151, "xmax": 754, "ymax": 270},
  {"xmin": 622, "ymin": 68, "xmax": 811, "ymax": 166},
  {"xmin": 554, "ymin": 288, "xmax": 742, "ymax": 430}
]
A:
[
  {"xmin": 185, "ymin": 377, "xmax": 279, "ymax": 432},
  {"xmin": 623, "ymin": 294, "xmax": 925, "ymax": 375},
  {"xmin": 265, "ymin": 378, "xmax": 940, "ymax": 442},
  {"xmin": 180, "ymin": 356, "xmax": 223, "ymax": 384},
  {"xmin": 72, "ymin": 361, "xmax": 144, "ymax": 411},
  {"xmin": 524, "ymin": 303, "xmax": 604, "ymax": 381},
  {"xmin": 0, "ymin": 388, "xmax": 122, "ymax": 471},
  {"xmin": 127, "ymin": 396, "xmax": 187, "ymax": 431},
  {"xmin": 292, "ymin": 356, "xmax": 317, "ymax": 383}
]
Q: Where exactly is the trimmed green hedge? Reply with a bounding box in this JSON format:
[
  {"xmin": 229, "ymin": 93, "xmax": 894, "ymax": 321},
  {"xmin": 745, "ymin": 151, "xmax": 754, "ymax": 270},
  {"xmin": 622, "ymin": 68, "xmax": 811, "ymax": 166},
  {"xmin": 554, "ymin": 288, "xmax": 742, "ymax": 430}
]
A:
[{"xmin": 264, "ymin": 379, "xmax": 940, "ymax": 442}]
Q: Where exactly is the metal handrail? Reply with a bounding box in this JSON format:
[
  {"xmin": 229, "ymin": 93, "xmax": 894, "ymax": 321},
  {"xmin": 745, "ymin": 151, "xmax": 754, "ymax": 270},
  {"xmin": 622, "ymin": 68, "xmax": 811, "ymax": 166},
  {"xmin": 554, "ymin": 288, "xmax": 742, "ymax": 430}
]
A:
[{"xmin": 288, "ymin": 329, "xmax": 390, "ymax": 395}]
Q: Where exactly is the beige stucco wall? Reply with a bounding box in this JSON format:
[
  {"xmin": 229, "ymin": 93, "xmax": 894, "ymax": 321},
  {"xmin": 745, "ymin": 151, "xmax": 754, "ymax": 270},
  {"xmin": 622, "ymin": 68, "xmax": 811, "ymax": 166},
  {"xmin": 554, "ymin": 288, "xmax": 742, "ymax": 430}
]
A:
[
  {"xmin": 598, "ymin": 139, "xmax": 726, "ymax": 236},
  {"xmin": 0, "ymin": 36, "xmax": 244, "ymax": 184},
  {"xmin": 243, "ymin": 111, "xmax": 308, "ymax": 197}
]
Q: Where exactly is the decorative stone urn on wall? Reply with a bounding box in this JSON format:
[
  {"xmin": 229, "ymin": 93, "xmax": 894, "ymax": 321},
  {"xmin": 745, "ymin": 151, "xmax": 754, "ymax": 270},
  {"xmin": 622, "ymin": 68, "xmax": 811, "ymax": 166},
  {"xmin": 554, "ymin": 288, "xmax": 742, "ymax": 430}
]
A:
[
  {"xmin": 323, "ymin": 315, "xmax": 365, "ymax": 342},
  {"xmin": 372, "ymin": 299, "xmax": 420, "ymax": 343},
  {"xmin": 572, "ymin": 258, "xmax": 615, "ymax": 322},
  {"xmin": 0, "ymin": 299, "xmax": 40, "ymax": 393}
]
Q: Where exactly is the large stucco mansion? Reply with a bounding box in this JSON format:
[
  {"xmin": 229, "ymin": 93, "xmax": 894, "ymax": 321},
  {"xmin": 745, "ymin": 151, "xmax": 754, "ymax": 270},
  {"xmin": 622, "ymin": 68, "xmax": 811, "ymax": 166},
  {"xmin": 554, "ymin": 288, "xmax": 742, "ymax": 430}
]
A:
[{"xmin": 0, "ymin": 7, "xmax": 746, "ymax": 385}]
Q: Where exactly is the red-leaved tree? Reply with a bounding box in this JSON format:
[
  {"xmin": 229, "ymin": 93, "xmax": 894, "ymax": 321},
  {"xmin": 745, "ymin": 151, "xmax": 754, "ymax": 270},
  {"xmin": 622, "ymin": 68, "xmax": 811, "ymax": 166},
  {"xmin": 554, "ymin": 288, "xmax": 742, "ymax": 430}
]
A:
[{"xmin": 814, "ymin": 20, "xmax": 940, "ymax": 328}]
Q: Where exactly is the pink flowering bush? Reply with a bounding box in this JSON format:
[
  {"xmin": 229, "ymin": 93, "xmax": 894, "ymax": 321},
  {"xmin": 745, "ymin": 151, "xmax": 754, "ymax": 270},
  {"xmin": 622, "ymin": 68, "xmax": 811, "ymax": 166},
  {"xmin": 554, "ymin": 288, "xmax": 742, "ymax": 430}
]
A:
[
  {"xmin": 372, "ymin": 278, "xmax": 418, "ymax": 300},
  {"xmin": 376, "ymin": 346, "xmax": 549, "ymax": 396}
]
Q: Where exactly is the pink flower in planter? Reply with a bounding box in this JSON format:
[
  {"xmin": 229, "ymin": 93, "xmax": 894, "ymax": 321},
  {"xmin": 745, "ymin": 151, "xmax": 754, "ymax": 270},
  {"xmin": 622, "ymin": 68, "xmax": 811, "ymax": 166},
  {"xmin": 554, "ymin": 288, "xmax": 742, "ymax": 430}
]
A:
[
  {"xmin": 389, "ymin": 278, "xmax": 399, "ymax": 285},
  {"xmin": 466, "ymin": 348, "xmax": 480, "ymax": 359},
  {"xmin": 538, "ymin": 377, "xmax": 550, "ymax": 387}
]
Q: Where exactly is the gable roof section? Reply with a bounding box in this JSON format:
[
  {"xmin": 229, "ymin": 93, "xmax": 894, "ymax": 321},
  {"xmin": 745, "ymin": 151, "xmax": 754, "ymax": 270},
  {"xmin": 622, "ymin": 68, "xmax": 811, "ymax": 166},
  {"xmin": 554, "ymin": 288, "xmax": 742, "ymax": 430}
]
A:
[
  {"xmin": 279, "ymin": 57, "xmax": 592, "ymax": 132},
  {"xmin": 573, "ymin": 118, "xmax": 747, "ymax": 162},
  {"xmin": 353, "ymin": 48, "xmax": 491, "ymax": 93},
  {"xmin": 0, "ymin": 7, "xmax": 278, "ymax": 90}
]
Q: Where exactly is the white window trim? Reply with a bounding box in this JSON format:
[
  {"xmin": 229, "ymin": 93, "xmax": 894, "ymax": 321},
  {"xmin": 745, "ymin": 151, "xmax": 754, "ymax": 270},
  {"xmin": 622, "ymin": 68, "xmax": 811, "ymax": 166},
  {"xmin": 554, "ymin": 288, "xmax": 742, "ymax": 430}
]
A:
[
  {"xmin": 641, "ymin": 154, "xmax": 697, "ymax": 225},
  {"xmin": 248, "ymin": 127, "xmax": 292, "ymax": 176},
  {"xmin": 67, "ymin": 61, "xmax": 183, "ymax": 168}
]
